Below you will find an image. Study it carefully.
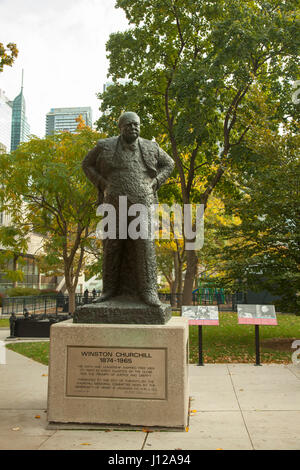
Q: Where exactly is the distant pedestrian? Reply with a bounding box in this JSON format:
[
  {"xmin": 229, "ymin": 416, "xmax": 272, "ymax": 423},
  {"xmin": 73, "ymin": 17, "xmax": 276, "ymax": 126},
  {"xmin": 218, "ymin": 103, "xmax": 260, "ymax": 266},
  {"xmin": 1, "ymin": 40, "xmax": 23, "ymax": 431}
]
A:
[{"xmin": 84, "ymin": 289, "xmax": 89, "ymax": 303}]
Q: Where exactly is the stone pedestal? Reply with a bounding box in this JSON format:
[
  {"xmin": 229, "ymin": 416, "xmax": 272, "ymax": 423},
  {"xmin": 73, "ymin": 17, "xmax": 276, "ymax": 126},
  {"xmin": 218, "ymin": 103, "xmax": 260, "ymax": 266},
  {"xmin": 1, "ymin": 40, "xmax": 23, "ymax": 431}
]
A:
[{"xmin": 47, "ymin": 317, "xmax": 189, "ymax": 430}]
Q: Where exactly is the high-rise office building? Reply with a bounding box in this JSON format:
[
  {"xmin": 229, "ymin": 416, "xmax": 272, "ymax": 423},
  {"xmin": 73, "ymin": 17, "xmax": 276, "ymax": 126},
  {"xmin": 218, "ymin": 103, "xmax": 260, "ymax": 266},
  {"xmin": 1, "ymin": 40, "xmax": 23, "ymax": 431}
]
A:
[
  {"xmin": 45, "ymin": 107, "xmax": 93, "ymax": 135},
  {"xmin": 10, "ymin": 72, "xmax": 31, "ymax": 152},
  {"xmin": 0, "ymin": 89, "xmax": 13, "ymax": 153}
]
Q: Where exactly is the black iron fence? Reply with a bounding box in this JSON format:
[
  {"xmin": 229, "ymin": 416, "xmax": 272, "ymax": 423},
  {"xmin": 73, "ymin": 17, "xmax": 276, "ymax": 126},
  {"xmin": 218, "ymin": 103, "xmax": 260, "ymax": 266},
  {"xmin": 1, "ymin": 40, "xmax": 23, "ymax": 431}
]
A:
[
  {"xmin": 159, "ymin": 292, "xmax": 245, "ymax": 311},
  {"xmin": 2, "ymin": 294, "xmax": 58, "ymax": 315},
  {"xmin": 1, "ymin": 291, "xmax": 246, "ymax": 316}
]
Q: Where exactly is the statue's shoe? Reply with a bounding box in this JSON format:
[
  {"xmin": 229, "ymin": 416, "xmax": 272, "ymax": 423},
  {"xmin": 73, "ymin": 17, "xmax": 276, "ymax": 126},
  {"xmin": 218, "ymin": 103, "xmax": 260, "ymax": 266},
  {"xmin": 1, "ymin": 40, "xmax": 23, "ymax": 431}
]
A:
[{"xmin": 141, "ymin": 292, "xmax": 162, "ymax": 307}]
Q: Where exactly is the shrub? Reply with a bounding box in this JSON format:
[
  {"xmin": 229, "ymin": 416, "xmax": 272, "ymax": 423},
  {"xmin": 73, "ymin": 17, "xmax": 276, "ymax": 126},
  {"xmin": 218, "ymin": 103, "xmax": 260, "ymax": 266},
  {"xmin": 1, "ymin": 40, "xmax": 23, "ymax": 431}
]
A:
[
  {"xmin": 38, "ymin": 289, "xmax": 57, "ymax": 295},
  {"xmin": 5, "ymin": 287, "xmax": 41, "ymax": 297},
  {"xmin": 158, "ymin": 288, "xmax": 170, "ymax": 294}
]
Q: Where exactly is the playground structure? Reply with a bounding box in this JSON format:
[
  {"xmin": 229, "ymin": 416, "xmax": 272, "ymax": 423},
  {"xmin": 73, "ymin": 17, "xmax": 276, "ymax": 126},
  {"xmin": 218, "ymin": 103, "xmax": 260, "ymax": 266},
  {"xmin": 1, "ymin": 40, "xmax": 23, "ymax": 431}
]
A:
[{"xmin": 192, "ymin": 286, "xmax": 226, "ymax": 304}]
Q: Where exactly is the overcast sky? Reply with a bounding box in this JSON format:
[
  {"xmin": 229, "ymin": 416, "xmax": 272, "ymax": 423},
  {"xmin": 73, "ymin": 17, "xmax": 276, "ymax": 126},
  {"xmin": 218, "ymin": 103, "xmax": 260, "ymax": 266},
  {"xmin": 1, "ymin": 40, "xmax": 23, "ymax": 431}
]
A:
[{"xmin": 0, "ymin": 0, "xmax": 129, "ymax": 137}]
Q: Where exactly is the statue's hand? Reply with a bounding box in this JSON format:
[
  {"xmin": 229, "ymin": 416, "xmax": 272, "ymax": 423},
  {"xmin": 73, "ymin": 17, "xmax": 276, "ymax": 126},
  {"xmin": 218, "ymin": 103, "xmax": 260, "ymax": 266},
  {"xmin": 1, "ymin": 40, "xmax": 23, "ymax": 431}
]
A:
[
  {"xmin": 98, "ymin": 176, "xmax": 108, "ymax": 191},
  {"xmin": 151, "ymin": 178, "xmax": 158, "ymax": 192}
]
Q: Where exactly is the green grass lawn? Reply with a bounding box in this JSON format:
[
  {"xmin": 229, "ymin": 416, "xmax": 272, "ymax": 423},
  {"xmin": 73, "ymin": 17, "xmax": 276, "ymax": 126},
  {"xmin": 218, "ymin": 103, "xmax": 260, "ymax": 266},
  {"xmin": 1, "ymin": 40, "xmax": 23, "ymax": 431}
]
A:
[
  {"xmin": 5, "ymin": 312, "xmax": 300, "ymax": 365},
  {"xmin": 6, "ymin": 341, "xmax": 50, "ymax": 365},
  {"xmin": 189, "ymin": 312, "xmax": 300, "ymax": 364},
  {"xmin": 0, "ymin": 319, "xmax": 9, "ymax": 328}
]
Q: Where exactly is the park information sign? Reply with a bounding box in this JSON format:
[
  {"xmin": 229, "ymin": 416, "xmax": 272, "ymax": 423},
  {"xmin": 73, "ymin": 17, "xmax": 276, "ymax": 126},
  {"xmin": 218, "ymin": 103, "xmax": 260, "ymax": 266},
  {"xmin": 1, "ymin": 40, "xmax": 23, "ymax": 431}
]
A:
[
  {"xmin": 237, "ymin": 304, "xmax": 277, "ymax": 325},
  {"xmin": 181, "ymin": 305, "xmax": 219, "ymax": 325}
]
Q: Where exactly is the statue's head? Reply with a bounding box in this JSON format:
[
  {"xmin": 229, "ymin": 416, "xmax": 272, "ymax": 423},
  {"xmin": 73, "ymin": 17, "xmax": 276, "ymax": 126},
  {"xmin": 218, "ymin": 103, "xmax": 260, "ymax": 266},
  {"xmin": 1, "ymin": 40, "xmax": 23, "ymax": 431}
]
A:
[{"xmin": 118, "ymin": 111, "xmax": 140, "ymax": 143}]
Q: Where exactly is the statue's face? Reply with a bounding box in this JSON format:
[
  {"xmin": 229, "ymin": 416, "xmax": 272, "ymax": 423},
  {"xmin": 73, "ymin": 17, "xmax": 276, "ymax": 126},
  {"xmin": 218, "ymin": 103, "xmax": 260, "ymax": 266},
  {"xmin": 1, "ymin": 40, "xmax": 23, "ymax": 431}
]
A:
[{"xmin": 119, "ymin": 114, "xmax": 140, "ymax": 143}]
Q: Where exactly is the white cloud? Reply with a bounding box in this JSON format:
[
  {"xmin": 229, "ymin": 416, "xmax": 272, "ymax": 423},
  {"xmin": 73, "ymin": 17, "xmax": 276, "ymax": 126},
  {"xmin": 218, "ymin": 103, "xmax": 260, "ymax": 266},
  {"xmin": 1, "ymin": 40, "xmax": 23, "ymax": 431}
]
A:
[{"xmin": 0, "ymin": 0, "xmax": 129, "ymax": 137}]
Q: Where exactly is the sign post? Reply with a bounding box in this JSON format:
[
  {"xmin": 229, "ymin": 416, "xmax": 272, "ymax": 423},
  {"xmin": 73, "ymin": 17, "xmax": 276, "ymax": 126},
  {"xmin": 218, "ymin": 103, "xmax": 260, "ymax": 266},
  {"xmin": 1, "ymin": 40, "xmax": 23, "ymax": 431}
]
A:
[
  {"xmin": 182, "ymin": 305, "xmax": 219, "ymax": 366},
  {"xmin": 237, "ymin": 305, "xmax": 277, "ymax": 366},
  {"xmin": 255, "ymin": 325, "xmax": 261, "ymax": 366},
  {"xmin": 198, "ymin": 325, "xmax": 203, "ymax": 366}
]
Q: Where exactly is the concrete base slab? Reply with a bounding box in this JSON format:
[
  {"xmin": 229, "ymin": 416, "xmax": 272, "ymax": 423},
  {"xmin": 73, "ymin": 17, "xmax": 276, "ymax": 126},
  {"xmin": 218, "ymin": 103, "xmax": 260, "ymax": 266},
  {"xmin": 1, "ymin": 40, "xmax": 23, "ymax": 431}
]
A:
[
  {"xmin": 146, "ymin": 411, "xmax": 253, "ymax": 450},
  {"xmin": 243, "ymin": 410, "xmax": 300, "ymax": 450},
  {"xmin": 47, "ymin": 318, "xmax": 189, "ymax": 429},
  {"xmin": 38, "ymin": 429, "xmax": 147, "ymax": 450}
]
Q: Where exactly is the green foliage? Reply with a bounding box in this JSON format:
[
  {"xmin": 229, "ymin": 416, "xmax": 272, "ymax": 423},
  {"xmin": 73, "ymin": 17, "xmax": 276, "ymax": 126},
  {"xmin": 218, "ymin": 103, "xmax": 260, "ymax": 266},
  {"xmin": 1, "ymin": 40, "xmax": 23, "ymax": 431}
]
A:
[
  {"xmin": 96, "ymin": 0, "xmax": 300, "ymax": 303},
  {"xmin": 0, "ymin": 42, "xmax": 18, "ymax": 72},
  {"xmin": 0, "ymin": 128, "xmax": 103, "ymax": 311},
  {"xmin": 0, "ymin": 226, "xmax": 29, "ymax": 284},
  {"xmin": 209, "ymin": 124, "xmax": 300, "ymax": 313}
]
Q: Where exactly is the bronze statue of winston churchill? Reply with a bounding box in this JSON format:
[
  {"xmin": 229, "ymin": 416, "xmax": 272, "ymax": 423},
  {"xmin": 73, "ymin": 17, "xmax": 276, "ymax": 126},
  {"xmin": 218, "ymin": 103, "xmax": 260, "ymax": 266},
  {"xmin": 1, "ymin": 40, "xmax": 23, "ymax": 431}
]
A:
[{"xmin": 82, "ymin": 111, "xmax": 174, "ymax": 308}]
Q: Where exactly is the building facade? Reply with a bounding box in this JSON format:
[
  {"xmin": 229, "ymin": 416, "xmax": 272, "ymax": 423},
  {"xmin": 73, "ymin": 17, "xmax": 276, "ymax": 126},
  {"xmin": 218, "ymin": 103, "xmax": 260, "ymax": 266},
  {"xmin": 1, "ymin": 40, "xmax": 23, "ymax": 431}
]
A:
[
  {"xmin": 0, "ymin": 89, "xmax": 13, "ymax": 153},
  {"xmin": 45, "ymin": 107, "xmax": 93, "ymax": 135}
]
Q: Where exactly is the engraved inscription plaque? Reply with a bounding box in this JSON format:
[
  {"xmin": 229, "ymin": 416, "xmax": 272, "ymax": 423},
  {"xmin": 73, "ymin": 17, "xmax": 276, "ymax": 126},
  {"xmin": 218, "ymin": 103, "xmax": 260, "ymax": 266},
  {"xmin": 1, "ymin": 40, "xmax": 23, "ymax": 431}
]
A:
[{"xmin": 66, "ymin": 346, "xmax": 167, "ymax": 400}]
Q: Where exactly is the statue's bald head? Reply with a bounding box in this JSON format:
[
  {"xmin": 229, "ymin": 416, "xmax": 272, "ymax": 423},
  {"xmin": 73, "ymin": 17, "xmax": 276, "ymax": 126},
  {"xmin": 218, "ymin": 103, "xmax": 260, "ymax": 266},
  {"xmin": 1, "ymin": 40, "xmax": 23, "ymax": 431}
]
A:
[
  {"xmin": 118, "ymin": 112, "xmax": 140, "ymax": 129},
  {"xmin": 118, "ymin": 112, "xmax": 140, "ymax": 143}
]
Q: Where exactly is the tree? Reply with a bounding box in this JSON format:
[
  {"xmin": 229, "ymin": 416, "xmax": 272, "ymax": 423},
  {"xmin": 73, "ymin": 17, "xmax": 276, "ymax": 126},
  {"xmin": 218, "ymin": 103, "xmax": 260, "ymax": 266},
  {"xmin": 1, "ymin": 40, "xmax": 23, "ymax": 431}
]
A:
[
  {"xmin": 0, "ymin": 127, "xmax": 102, "ymax": 313},
  {"xmin": 96, "ymin": 0, "xmax": 300, "ymax": 304},
  {"xmin": 0, "ymin": 42, "xmax": 18, "ymax": 72},
  {"xmin": 210, "ymin": 122, "xmax": 300, "ymax": 313},
  {"xmin": 0, "ymin": 224, "xmax": 29, "ymax": 287}
]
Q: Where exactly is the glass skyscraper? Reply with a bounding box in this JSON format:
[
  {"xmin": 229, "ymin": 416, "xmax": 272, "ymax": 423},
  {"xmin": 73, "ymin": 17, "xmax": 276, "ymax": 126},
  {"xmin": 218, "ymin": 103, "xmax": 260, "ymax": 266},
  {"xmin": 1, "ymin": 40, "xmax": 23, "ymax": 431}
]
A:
[
  {"xmin": 10, "ymin": 78, "xmax": 31, "ymax": 152},
  {"xmin": 45, "ymin": 107, "xmax": 93, "ymax": 135}
]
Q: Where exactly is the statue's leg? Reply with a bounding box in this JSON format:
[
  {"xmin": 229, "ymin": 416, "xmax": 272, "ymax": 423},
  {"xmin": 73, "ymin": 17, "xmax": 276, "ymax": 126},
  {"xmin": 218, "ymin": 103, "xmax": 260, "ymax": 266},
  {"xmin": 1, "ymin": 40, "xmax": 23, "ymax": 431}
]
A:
[
  {"xmin": 99, "ymin": 238, "xmax": 123, "ymax": 301},
  {"xmin": 134, "ymin": 238, "xmax": 161, "ymax": 307}
]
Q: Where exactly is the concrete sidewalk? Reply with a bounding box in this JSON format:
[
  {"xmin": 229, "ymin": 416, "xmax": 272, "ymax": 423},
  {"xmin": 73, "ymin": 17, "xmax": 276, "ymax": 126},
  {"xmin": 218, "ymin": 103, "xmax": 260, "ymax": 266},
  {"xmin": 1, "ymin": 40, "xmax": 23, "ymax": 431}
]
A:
[{"xmin": 0, "ymin": 328, "xmax": 300, "ymax": 450}]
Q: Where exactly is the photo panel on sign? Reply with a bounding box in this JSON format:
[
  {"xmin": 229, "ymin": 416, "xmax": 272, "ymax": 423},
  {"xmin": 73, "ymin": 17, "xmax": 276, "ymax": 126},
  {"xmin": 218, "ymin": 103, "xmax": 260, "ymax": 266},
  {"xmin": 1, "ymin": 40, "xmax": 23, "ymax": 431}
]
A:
[
  {"xmin": 181, "ymin": 305, "xmax": 219, "ymax": 325},
  {"xmin": 237, "ymin": 304, "xmax": 277, "ymax": 325}
]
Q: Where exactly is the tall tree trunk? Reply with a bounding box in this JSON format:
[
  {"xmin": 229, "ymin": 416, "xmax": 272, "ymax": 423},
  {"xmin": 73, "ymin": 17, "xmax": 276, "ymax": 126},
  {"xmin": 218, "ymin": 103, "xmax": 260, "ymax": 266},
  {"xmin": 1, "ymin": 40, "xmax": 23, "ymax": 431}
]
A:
[
  {"xmin": 170, "ymin": 280, "xmax": 177, "ymax": 307},
  {"xmin": 68, "ymin": 286, "xmax": 76, "ymax": 315},
  {"xmin": 64, "ymin": 266, "xmax": 76, "ymax": 315},
  {"xmin": 174, "ymin": 249, "xmax": 184, "ymax": 307},
  {"xmin": 182, "ymin": 250, "xmax": 198, "ymax": 305}
]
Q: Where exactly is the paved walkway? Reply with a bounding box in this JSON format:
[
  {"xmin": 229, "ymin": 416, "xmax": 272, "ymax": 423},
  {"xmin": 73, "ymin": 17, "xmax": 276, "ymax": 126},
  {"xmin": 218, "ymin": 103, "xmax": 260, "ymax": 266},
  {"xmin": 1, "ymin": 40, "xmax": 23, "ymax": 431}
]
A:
[{"xmin": 0, "ymin": 328, "xmax": 300, "ymax": 450}]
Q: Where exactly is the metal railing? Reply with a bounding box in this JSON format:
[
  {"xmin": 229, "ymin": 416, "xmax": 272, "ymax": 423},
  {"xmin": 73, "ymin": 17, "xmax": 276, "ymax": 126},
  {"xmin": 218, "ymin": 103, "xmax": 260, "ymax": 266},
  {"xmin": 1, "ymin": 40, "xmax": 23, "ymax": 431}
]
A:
[
  {"xmin": 159, "ymin": 292, "xmax": 245, "ymax": 311},
  {"xmin": 1, "ymin": 291, "xmax": 246, "ymax": 316},
  {"xmin": 2, "ymin": 294, "xmax": 59, "ymax": 315}
]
